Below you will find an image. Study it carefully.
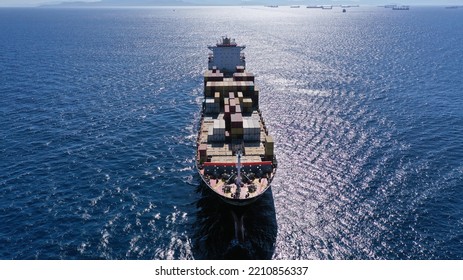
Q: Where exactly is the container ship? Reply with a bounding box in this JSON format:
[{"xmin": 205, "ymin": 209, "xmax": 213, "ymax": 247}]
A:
[{"xmin": 196, "ymin": 37, "xmax": 277, "ymax": 206}]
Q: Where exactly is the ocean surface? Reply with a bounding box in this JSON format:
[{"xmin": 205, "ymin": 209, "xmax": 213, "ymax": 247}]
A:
[{"xmin": 1, "ymin": 6, "xmax": 462, "ymax": 260}]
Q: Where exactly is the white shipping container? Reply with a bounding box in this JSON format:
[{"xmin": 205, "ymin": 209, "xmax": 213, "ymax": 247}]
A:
[{"xmin": 241, "ymin": 116, "xmax": 260, "ymax": 141}]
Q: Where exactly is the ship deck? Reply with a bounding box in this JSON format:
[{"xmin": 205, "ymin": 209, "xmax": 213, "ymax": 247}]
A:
[{"xmin": 207, "ymin": 176, "xmax": 269, "ymax": 200}]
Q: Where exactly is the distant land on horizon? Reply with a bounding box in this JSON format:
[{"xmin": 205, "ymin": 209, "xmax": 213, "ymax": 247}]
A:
[
  {"xmin": 36, "ymin": 0, "xmax": 463, "ymax": 8},
  {"xmin": 42, "ymin": 0, "xmax": 275, "ymax": 7}
]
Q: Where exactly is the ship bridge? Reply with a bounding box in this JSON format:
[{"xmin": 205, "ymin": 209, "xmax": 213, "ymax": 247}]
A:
[{"xmin": 208, "ymin": 36, "xmax": 246, "ymax": 74}]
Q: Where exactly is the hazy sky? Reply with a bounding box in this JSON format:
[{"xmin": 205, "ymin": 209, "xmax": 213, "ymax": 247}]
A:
[{"xmin": 0, "ymin": 0, "xmax": 461, "ymax": 7}]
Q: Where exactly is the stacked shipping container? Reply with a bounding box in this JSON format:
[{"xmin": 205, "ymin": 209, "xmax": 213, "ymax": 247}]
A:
[
  {"xmin": 243, "ymin": 117, "xmax": 261, "ymax": 141},
  {"xmin": 205, "ymin": 98, "xmax": 220, "ymax": 113},
  {"xmin": 208, "ymin": 119, "xmax": 226, "ymax": 142},
  {"xmin": 203, "ymin": 68, "xmax": 265, "ymax": 142}
]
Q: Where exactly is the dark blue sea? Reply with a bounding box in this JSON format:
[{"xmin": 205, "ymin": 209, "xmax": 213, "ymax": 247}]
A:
[{"xmin": 1, "ymin": 6, "xmax": 462, "ymax": 260}]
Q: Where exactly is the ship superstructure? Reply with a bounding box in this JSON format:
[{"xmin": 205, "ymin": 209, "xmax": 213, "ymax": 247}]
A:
[
  {"xmin": 207, "ymin": 37, "xmax": 246, "ymax": 74},
  {"xmin": 196, "ymin": 37, "xmax": 277, "ymax": 205}
]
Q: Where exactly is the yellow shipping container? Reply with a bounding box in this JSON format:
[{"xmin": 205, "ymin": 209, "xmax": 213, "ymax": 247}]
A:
[{"xmin": 265, "ymin": 135, "xmax": 274, "ymax": 156}]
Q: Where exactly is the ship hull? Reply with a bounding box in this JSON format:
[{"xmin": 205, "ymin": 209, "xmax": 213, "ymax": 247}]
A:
[{"xmin": 196, "ymin": 37, "xmax": 276, "ymax": 206}]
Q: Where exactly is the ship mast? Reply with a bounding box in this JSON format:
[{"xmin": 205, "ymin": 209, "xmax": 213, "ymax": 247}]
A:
[{"xmin": 236, "ymin": 150, "xmax": 242, "ymax": 187}]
